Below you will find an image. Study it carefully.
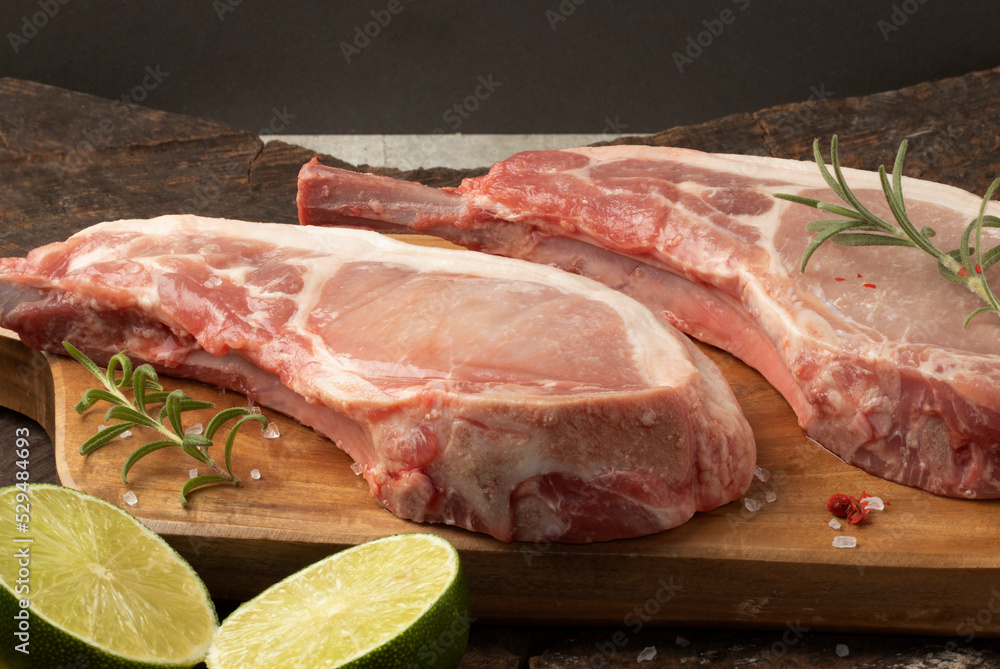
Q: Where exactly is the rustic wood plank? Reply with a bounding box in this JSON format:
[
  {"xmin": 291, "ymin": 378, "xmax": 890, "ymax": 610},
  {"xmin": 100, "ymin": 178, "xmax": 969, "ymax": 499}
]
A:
[{"xmin": 609, "ymin": 66, "xmax": 1000, "ymax": 194}]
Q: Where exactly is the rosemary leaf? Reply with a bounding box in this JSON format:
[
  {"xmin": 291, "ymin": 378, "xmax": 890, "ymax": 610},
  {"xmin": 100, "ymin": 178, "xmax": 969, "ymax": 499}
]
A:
[
  {"xmin": 827, "ymin": 137, "xmax": 894, "ymax": 233},
  {"xmin": 178, "ymin": 398, "xmax": 216, "ymax": 412},
  {"xmin": 223, "ymin": 414, "xmax": 268, "ymax": 477},
  {"xmin": 75, "ymin": 388, "xmax": 127, "ymax": 414},
  {"xmin": 121, "ymin": 440, "xmax": 176, "ymax": 483},
  {"xmin": 204, "ymin": 406, "xmax": 257, "ymax": 440},
  {"xmin": 180, "ymin": 475, "xmax": 234, "ymax": 506},
  {"xmin": 104, "ymin": 405, "xmax": 162, "ymax": 431},
  {"xmin": 964, "ymin": 307, "xmax": 994, "ymax": 329},
  {"xmin": 181, "ymin": 433, "xmax": 214, "ymax": 465},
  {"xmin": 105, "ymin": 352, "xmax": 134, "ymax": 390},
  {"xmin": 156, "ymin": 399, "xmax": 216, "ymax": 436},
  {"xmin": 980, "ymin": 245, "xmax": 1000, "ymax": 273},
  {"xmin": 800, "ymin": 220, "xmax": 861, "ymax": 271},
  {"xmin": 830, "ymin": 233, "xmax": 917, "ymax": 248},
  {"xmin": 164, "ymin": 389, "xmax": 187, "ymax": 436},
  {"xmin": 78, "ymin": 422, "xmax": 135, "ymax": 455},
  {"xmin": 959, "ymin": 218, "xmax": 977, "ymax": 274},
  {"xmin": 62, "ymin": 342, "xmax": 108, "ymax": 382},
  {"xmin": 804, "ymin": 219, "xmax": 878, "ymax": 233},
  {"xmin": 133, "ymin": 366, "xmax": 151, "ymax": 415}
]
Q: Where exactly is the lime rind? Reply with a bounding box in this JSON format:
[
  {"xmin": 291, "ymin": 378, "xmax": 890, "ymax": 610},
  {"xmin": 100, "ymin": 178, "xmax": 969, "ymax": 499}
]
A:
[
  {"xmin": 0, "ymin": 484, "xmax": 217, "ymax": 668},
  {"xmin": 206, "ymin": 533, "xmax": 470, "ymax": 669}
]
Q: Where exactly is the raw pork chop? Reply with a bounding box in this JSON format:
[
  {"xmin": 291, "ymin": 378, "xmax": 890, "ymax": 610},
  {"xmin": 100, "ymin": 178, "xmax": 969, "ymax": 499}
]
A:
[
  {"xmin": 0, "ymin": 215, "xmax": 755, "ymax": 542},
  {"xmin": 298, "ymin": 147, "xmax": 1000, "ymax": 499}
]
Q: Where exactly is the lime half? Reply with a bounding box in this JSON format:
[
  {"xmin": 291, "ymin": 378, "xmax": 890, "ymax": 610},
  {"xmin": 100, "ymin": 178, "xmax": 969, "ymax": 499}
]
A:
[
  {"xmin": 206, "ymin": 533, "xmax": 470, "ymax": 669},
  {"xmin": 0, "ymin": 484, "xmax": 217, "ymax": 668}
]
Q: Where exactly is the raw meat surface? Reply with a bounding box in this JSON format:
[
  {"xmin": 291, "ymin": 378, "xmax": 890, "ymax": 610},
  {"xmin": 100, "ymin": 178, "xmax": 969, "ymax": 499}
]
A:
[
  {"xmin": 298, "ymin": 147, "xmax": 1000, "ymax": 499},
  {"xmin": 0, "ymin": 215, "xmax": 755, "ymax": 542}
]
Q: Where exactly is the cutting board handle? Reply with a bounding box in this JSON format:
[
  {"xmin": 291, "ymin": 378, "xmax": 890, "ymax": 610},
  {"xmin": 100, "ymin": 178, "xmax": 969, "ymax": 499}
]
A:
[{"xmin": 0, "ymin": 328, "xmax": 56, "ymax": 438}]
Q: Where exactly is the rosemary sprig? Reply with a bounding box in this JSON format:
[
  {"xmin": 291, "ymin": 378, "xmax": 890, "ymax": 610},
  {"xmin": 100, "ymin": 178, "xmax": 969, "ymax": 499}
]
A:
[
  {"xmin": 63, "ymin": 341, "xmax": 268, "ymax": 505},
  {"xmin": 775, "ymin": 135, "xmax": 1000, "ymax": 328}
]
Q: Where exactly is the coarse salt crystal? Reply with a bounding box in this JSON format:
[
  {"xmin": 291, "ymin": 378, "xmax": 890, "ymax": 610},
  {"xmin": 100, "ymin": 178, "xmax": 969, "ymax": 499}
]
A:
[
  {"xmin": 764, "ymin": 489, "xmax": 777, "ymax": 503},
  {"xmin": 203, "ymin": 275, "xmax": 223, "ymax": 288},
  {"xmin": 754, "ymin": 466, "xmax": 771, "ymax": 482},
  {"xmin": 188, "ymin": 468, "xmax": 199, "ymax": 479},
  {"xmin": 832, "ymin": 535, "xmax": 857, "ymax": 549},
  {"xmin": 250, "ymin": 468, "xmax": 261, "ymax": 480},
  {"xmin": 119, "ymin": 429, "xmax": 132, "ymax": 439},
  {"xmin": 862, "ymin": 496, "xmax": 884, "ymax": 511},
  {"xmin": 637, "ymin": 646, "xmax": 657, "ymax": 662},
  {"xmin": 184, "ymin": 423, "xmax": 204, "ymax": 436},
  {"xmin": 122, "ymin": 490, "xmax": 138, "ymax": 506},
  {"xmin": 350, "ymin": 462, "xmax": 363, "ymax": 476},
  {"xmin": 744, "ymin": 497, "xmax": 762, "ymax": 513},
  {"xmin": 836, "ymin": 643, "xmax": 850, "ymax": 657},
  {"xmin": 261, "ymin": 423, "xmax": 280, "ymax": 439},
  {"xmin": 97, "ymin": 424, "xmax": 107, "ymax": 431},
  {"xmin": 828, "ymin": 518, "xmax": 842, "ymax": 530},
  {"xmin": 676, "ymin": 636, "xmax": 691, "ymax": 647}
]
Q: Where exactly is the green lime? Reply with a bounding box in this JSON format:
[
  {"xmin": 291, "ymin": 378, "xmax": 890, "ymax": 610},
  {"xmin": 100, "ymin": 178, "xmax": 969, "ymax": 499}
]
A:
[
  {"xmin": 0, "ymin": 484, "xmax": 217, "ymax": 668},
  {"xmin": 206, "ymin": 533, "xmax": 470, "ymax": 668}
]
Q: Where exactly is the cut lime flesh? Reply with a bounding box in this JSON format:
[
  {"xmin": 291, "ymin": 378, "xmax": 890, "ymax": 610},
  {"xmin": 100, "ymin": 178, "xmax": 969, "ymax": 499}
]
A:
[
  {"xmin": 207, "ymin": 533, "xmax": 470, "ymax": 669},
  {"xmin": 0, "ymin": 484, "xmax": 217, "ymax": 668}
]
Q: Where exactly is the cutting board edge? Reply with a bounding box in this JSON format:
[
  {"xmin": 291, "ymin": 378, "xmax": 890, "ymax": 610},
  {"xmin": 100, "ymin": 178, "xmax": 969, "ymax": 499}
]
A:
[{"xmin": 152, "ymin": 525, "xmax": 1000, "ymax": 637}]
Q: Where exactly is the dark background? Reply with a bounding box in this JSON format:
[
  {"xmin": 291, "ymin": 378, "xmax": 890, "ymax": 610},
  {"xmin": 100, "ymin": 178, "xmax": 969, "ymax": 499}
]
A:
[{"xmin": 1, "ymin": 1, "xmax": 998, "ymax": 136}]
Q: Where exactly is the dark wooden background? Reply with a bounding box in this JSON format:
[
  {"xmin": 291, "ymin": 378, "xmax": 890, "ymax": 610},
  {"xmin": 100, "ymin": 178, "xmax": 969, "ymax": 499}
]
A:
[
  {"xmin": 2, "ymin": 68, "xmax": 1000, "ymax": 666},
  {"xmin": 2, "ymin": 1, "xmax": 999, "ymax": 137}
]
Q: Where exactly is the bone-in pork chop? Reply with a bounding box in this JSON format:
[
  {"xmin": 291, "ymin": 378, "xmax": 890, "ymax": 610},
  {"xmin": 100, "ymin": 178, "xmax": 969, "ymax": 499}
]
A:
[
  {"xmin": 0, "ymin": 215, "xmax": 755, "ymax": 542},
  {"xmin": 297, "ymin": 146, "xmax": 1000, "ymax": 499}
]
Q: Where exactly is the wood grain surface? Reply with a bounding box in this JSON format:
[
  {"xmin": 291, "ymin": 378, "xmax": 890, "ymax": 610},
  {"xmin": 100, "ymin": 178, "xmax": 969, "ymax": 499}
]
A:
[
  {"xmin": 1, "ymin": 69, "xmax": 1000, "ymax": 639},
  {"xmin": 3, "ymin": 316, "xmax": 1000, "ymax": 635}
]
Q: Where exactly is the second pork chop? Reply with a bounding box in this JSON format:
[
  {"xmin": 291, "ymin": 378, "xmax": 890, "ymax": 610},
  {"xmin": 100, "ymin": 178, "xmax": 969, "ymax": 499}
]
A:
[{"xmin": 298, "ymin": 146, "xmax": 1000, "ymax": 499}]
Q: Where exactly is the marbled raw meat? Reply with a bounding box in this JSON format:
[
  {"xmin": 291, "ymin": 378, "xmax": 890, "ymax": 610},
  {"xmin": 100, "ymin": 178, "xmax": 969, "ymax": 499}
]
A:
[
  {"xmin": 0, "ymin": 215, "xmax": 755, "ymax": 542},
  {"xmin": 297, "ymin": 146, "xmax": 1000, "ymax": 499}
]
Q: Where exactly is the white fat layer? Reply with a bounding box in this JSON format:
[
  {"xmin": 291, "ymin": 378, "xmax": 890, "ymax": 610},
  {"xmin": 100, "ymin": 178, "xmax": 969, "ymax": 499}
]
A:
[{"xmin": 73, "ymin": 215, "xmax": 698, "ymax": 391}]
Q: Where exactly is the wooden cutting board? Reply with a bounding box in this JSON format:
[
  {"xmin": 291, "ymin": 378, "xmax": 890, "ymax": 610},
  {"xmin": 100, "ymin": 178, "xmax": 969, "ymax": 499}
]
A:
[
  {"xmin": 3, "ymin": 308, "xmax": 1000, "ymax": 636},
  {"xmin": 2, "ymin": 72, "xmax": 1000, "ymax": 636}
]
